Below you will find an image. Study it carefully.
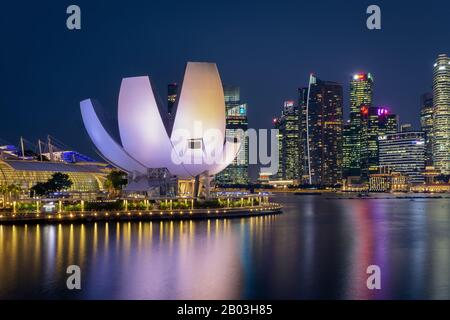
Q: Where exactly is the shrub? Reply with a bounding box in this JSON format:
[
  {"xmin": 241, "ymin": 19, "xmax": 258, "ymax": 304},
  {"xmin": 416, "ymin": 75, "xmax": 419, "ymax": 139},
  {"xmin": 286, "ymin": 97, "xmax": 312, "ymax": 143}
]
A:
[{"xmin": 85, "ymin": 200, "xmax": 123, "ymax": 211}]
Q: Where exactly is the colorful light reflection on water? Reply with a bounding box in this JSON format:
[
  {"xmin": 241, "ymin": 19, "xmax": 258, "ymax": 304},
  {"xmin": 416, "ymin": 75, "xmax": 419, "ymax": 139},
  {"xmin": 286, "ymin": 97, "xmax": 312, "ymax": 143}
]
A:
[{"xmin": 0, "ymin": 194, "xmax": 450, "ymax": 299}]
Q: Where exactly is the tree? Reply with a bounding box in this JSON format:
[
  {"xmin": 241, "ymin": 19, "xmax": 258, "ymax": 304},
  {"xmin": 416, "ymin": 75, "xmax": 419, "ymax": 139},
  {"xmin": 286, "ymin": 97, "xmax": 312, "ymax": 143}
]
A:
[
  {"xmin": 7, "ymin": 184, "xmax": 22, "ymax": 200},
  {"xmin": 105, "ymin": 170, "xmax": 127, "ymax": 195},
  {"xmin": 0, "ymin": 185, "xmax": 9, "ymax": 207},
  {"xmin": 0, "ymin": 185, "xmax": 8, "ymax": 197},
  {"xmin": 0, "ymin": 184, "xmax": 22, "ymax": 203},
  {"xmin": 30, "ymin": 182, "xmax": 48, "ymax": 197},
  {"xmin": 48, "ymin": 172, "xmax": 73, "ymax": 192},
  {"xmin": 30, "ymin": 172, "xmax": 73, "ymax": 197}
]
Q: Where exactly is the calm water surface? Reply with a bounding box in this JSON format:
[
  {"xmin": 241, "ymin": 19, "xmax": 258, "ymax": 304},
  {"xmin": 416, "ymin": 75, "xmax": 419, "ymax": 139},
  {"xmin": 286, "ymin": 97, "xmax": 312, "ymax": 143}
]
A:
[{"xmin": 1, "ymin": 194, "xmax": 450, "ymax": 299}]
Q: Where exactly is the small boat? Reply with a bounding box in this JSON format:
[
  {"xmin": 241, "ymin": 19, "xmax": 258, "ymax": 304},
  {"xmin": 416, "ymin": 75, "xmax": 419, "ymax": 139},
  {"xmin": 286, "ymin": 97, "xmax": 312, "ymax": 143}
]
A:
[{"xmin": 357, "ymin": 193, "xmax": 371, "ymax": 198}]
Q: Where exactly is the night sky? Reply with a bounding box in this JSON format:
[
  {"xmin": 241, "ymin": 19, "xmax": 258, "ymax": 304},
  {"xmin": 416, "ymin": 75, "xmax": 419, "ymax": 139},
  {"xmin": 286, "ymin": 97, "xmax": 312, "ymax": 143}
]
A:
[{"xmin": 1, "ymin": 0, "xmax": 450, "ymax": 159}]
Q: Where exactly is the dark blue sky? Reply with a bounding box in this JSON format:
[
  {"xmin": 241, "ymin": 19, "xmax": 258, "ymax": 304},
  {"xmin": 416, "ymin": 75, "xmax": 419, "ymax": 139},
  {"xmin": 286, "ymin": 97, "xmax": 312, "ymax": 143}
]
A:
[{"xmin": 1, "ymin": 0, "xmax": 449, "ymax": 158}]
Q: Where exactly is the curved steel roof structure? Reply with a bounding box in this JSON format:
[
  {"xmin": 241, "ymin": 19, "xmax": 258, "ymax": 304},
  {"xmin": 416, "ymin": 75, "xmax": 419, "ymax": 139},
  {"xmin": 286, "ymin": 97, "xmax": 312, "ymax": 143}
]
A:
[{"xmin": 80, "ymin": 62, "xmax": 240, "ymax": 179}]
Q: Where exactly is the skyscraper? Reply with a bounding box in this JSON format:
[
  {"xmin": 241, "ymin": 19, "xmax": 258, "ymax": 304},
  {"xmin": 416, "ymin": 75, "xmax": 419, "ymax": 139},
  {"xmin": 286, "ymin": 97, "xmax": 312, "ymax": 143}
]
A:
[
  {"xmin": 342, "ymin": 121, "xmax": 352, "ymax": 180},
  {"xmin": 420, "ymin": 92, "xmax": 433, "ymax": 166},
  {"xmin": 215, "ymin": 86, "xmax": 249, "ymax": 185},
  {"xmin": 432, "ymin": 54, "xmax": 450, "ymax": 174},
  {"xmin": 379, "ymin": 131, "xmax": 426, "ymax": 184},
  {"xmin": 343, "ymin": 73, "xmax": 374, "ymax": 178},
  {"xmin": 299, "ymin": 75, "xmax": 343, "ymax": 186},
  {"xmin": 360, "ymin": 106, "xmax": 398, "ymax": 180},
  {"xmin": 273, "ymin": 116, "xmax": 284, "ymax": 180},
  {"xmin": 400, "ymin": 123, "xmax": 413, "ymax": 132},
  {"xmin": 382, "ymin": 113, "xmax": 399, "ymax": 134},
  {"xmin": 360, "ymin": 106, "xmax": 380, "ymax": 180},
  {"xmin": 298, "ymin": 86, "xmax": 308, "ymax": 182},
  {"xmin": 274, "ymin": 101, "xmax": 300, "ymax": 181},
  {"xmin": 167, "ymin": 83, "xmax": 178, "ymax": 114}
]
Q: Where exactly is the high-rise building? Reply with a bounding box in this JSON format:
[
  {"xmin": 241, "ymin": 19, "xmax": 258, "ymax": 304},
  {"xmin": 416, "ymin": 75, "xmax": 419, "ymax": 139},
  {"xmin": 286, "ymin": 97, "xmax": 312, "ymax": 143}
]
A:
[
  {"xmin": 420, "ymin": 92, "xmax": 434, "ymax": 166},
  {"xmin": 383, "ymin": 113, "xmax": 399, "ymax": 134},
  {"xmin": 360, "ymin": 106, "xmax": 381, "ymax": 180},
  {"xmin": 298, "ymin": 86, "xmax": 308, "ymax": 181},
  {"xmin": 400, "ymin": 123, "xmax": 413, "ymax": 132},
  {"xmin": 299, "ymin": 75, "xmax": 343, "ymax": 186},
  {"xmin": 360, "ymin": 106, "xmax": 398, "ymax": 180},
  {"xmin": 273, "ymin": 117, "xmax": 284, "ymax": 180},
  {"xmin": 343, "ymin": 73, "xmax": 374, "ymax": 178},
  {"xmin": 167, "ymin": 83, "xmax": 178, "ymax": 114},
  {"xmin": 274, "ymin": 101, "xmax": 300, "ymax": 181},
  {"xmin": 215, "ymin": 86, "xmax": 249, "ymax": 185},
  {"xmin": 378, "ymin": 131, "xmax": 426, "ymax": 184},
  {"xmin": 432, "ymin": 54, "xmax": 450, "ymax": 174},
  {"xmin": 342, "ymin": 121, "xmax": 352, "ymax": 180}
]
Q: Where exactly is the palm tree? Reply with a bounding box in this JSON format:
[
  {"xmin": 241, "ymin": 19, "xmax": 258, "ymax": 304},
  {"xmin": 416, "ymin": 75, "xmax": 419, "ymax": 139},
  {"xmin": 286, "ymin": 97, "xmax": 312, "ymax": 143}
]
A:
[
  {"xmin": 7, "ymin": 184, "xmax": 22, "ymax": 201},
  {"xmin": 105, "ymin": 170, "xmax": 127, "ymax": 197},
  {"xmin": 0, "ymin": 185, "xmax": 8, "ymax": 208}
]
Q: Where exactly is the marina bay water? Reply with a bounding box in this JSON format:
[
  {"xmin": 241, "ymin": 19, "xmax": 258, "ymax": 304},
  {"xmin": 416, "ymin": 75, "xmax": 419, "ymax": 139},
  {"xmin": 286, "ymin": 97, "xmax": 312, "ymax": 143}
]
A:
[{"xmin": 1, "ymin": 193, "xmax": 450, "ymax": 299}]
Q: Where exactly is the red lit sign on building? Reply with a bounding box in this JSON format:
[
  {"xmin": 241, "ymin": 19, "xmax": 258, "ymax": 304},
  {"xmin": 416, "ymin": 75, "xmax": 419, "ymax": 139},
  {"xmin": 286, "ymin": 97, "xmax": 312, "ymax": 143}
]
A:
[
  {"xmin": 353, "ymin": 74, "xmax": 367, "ymax": 81},
  {"xmin": 360, "ymin": 106, "xmax": 369, "ymax": 115}
]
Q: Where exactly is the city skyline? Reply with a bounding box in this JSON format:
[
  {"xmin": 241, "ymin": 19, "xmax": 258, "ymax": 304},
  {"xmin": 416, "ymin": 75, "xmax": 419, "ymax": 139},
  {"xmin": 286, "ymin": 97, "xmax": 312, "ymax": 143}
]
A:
[
  {"xmin": 1, "ymin": 60, "xmax": 445, "ymax": 184},
  {"xmin": 2, "ymin": 0, "xmax": 450, "ymax": 305},
  {"xmin": 271, "ymin": 51, "xmax": 450, "ymax": 187},
  {"xmin": 1, "ymin": 1, "xmax": 450, "ymax": 162}
]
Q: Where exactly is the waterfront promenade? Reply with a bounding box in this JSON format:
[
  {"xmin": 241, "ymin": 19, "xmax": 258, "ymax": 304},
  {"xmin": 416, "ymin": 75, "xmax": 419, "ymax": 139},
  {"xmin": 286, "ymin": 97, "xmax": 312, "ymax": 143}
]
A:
[{"xmin": 0, "ymin": 200, "xmax": 282, "ymax": 224}]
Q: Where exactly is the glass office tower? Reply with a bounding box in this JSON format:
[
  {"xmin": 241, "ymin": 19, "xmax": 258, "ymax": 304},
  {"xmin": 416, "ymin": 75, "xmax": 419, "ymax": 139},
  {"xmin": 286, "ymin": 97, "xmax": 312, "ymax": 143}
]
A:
[
  {"xmin": 360, "ymin": 106, "xmax": 398, "ymax": 180},
  {"xmin": 378, "ymin": 131, "xmax": 426, "ymax": 184},
  {"xmin": 215, "ymin": 86, "xmax": 249, "ymax": 185},
  {"xmin": 420, "ymin": 92, "xmax": 434, "ymax": 166},
  {"xmin": 343, "ymin": 73, "xmax": 374, "ymax": 179},
  {"xmin": 432, "ymin": 54, "xmax": 450, "ymax": 174},
  {"xmin": 299, "ymin": 75, "xmax": 343, "ymax": 186}
]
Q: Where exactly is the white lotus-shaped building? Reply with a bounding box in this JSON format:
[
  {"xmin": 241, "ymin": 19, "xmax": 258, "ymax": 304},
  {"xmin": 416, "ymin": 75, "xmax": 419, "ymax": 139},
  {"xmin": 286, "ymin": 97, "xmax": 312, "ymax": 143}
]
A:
[{"xmin": 80, "ymin": 62, "xmax": 240, "ymax": 194}]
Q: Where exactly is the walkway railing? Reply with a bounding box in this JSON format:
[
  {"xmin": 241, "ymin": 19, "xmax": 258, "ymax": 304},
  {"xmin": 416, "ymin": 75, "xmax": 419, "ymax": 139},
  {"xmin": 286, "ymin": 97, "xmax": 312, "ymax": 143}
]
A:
[{"xmin": 0, "ymin": 202, "xmax": 282, "ymax": 223}]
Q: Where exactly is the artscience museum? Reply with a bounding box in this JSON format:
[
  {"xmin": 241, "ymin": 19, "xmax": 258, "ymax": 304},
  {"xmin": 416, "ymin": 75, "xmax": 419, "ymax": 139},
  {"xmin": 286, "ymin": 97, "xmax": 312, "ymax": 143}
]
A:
[{"xmin": 80, "ymin": 62, "xmax": 241, "ymax": 197}]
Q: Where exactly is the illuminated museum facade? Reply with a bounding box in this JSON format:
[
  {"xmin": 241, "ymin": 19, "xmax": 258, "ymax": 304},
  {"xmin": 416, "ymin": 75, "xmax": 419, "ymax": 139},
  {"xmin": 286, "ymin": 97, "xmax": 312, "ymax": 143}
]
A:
[
  {"xmin": 80, "ymin": 62, "xmax": 241, "ymax": 196},
  {"xmin": 0, "ymin": 159, "xmax": 108, "ymax": 196}
]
